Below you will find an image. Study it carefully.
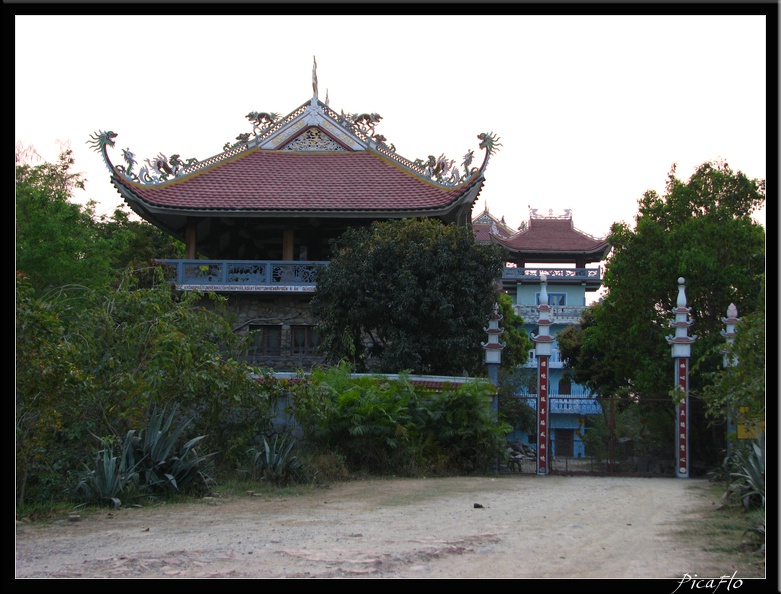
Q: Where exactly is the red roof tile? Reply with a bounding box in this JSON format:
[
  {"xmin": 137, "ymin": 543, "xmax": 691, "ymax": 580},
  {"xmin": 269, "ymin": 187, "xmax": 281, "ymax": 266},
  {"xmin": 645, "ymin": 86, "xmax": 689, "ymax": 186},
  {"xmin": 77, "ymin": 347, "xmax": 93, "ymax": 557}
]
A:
[
  {"xmin": 113, "ymin": 149, "xmax": 478, "ymax": 214},
  {"xmin": 496, "ymin": 217, "xmax": 609, "ymax": 254}
]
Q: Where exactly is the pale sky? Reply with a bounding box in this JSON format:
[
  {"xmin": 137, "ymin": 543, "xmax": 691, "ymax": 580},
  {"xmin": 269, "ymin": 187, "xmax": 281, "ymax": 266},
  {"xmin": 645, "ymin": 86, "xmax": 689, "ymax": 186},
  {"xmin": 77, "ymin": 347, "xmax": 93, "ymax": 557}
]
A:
[{"xmin": 16, "ymin": 14, "xmax": 768, "ymax": 243}]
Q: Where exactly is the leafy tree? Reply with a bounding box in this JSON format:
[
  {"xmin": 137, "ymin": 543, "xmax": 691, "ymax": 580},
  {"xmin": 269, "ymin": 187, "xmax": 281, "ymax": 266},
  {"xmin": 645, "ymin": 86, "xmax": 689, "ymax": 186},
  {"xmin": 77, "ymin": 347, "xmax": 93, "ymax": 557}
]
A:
[
  {"xmin": 310, "ymin": 218, "xmax": 508, "ymax": 376},
  {"xmin": 15, "ymin": 147, "xmax": 111, "ymax": 292},
  {"xmin": 556, "ymin": 305, "xmax": 627, "ymax": 397},
  {"xmin": 574, "ymin": 160, "xmax": 765, "ymax": 401},
  {"xmin": 15, "ymin": 273, "xmax": 86, "ymax": 506},
  {"xmin": 700, "ymin": 274, "xmax": 766, "ymax": 429},
  {"xmin": 15, "ymin": 272, "xmax": 274, "ymax": 507},
  {"xmin": 15, "ymin": 145, "xmax": 182, "ymax": 293},
  {"xmin": 93, "ymin": 207, "xmax": 185, "ymax": 287},
  {"xmin": 496, "ymin": 292, "xmax": 532, "ymax": 369},
  {"xmin": 568, "ymin": 160, "xmax": 765, "ymax": 470}
]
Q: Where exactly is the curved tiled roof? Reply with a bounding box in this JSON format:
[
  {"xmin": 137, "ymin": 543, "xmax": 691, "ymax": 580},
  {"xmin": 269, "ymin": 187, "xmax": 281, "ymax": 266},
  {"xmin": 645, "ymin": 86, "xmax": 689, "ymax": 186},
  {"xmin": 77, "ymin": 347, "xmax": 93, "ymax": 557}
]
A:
[
  {"xmin": 497, "ymin": 217, "xmax": 609, "ymax": 254},
  {"xmin": 111, "ymin": 148, "xmax": 479, "ymax": 215},
  {"xmin": 472, "ymin": 212, "xmax": 611, "ymax": 265}
]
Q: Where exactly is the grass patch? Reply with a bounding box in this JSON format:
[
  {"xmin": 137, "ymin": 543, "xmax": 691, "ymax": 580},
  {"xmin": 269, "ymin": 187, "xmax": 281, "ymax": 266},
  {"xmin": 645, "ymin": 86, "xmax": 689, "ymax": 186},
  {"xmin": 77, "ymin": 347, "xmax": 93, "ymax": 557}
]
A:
[
  {"xmin": 16, "ymin": 499, "xmax": 79, "ymax": 523},
  {"xmin": 212, "ymin": 476, "xmax": 323, "ymax": 499},
  {"xmin": 675, "ymin": 481, "xmax": 766, "ymax": 578}
]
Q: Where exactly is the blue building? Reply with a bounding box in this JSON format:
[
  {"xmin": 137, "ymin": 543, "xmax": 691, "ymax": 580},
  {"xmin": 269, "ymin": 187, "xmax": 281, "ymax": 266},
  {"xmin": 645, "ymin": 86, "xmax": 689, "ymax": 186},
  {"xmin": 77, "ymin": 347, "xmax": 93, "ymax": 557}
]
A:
[{"xmin": 473, "ymin": 207, "xmax": 611, "ymax": 462}]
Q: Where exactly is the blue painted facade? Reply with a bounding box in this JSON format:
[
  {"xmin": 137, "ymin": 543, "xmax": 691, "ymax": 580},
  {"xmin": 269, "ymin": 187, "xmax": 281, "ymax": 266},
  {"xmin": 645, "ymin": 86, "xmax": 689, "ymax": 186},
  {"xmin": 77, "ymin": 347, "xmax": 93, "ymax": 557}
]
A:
[
  {"xmin": 510, "ymin": 296, "xmax": 604, "ymax": 459},
  {"xmin": 473, "ymin": 207, "xmax": 611, "ymax": 461}
]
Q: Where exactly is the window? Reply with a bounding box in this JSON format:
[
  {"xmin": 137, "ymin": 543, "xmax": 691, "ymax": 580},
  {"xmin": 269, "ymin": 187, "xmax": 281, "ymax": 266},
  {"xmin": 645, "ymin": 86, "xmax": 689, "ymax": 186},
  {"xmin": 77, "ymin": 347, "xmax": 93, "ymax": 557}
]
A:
[
  {"xmin": 249, "ymin": 325, "xmax": 281, "ymax": 357},
  {"xmin": 536, "ymin": 293, "xmax": 567, "ymax": 306},
  {"xmin": 292, "ymin": 325, "xmax": 320, "ymax": 355},
  {"xmin": 558, "ymin": 377, "xmax": 572, "ymax": 395}
]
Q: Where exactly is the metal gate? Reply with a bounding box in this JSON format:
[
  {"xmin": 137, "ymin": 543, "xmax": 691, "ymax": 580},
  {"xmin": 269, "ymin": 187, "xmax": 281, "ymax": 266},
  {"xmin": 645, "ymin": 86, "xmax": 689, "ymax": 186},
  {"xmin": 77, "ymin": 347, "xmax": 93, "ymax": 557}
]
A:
[
  {"xmin": 550, "ymin": 397, "xmax": 677, "ymax": 476},
  {"xmin": 502, "ymin": 396, "xmax": 680, "ymax": 477}
]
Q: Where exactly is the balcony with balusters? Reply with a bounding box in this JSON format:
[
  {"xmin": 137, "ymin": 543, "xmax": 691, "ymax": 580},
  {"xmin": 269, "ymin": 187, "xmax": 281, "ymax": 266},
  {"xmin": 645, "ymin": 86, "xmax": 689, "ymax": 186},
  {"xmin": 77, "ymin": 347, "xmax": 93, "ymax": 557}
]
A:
[{"xmin": 155, "ymin": 259, "xmax": 327, "ymax": 293}]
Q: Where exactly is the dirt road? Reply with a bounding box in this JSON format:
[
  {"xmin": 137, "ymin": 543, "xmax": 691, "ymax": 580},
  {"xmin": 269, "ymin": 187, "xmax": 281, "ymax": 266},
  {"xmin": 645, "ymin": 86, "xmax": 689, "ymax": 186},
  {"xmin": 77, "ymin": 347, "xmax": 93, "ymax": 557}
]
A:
[{"xmin": 15, "ymin": 475, "xmax": 764, "ymax": 579}]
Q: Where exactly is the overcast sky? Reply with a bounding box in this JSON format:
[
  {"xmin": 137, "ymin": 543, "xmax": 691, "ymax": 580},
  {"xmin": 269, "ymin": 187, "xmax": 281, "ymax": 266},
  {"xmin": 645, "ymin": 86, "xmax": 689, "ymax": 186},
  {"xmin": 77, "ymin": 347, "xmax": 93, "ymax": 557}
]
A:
[{"xmin": 15, "ymin": 13, "xmax": 768, "ymax": 241}]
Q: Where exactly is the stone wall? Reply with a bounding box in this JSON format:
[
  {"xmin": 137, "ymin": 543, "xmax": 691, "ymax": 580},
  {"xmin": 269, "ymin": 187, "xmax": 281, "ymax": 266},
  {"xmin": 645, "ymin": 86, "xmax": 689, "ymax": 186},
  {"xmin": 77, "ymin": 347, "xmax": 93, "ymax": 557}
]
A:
[{"xmin": 199, "ymin": 292, "xmax": 326, "ymax": 371}]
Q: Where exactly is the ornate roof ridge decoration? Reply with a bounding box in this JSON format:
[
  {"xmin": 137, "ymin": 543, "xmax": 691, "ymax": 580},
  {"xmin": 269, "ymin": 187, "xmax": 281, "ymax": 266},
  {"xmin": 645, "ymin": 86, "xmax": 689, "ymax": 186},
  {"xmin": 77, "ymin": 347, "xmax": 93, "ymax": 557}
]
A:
[
  {"xmin": 88, "ymin": 65, "xmax": 501, "ymax": 189},
  {"xmin": 523, "ymin": 208, "xmax": 605, "ymax": 241},
  {"xmin": 529, "ymin": 207, "xmax": 573, "ymax": 220}
]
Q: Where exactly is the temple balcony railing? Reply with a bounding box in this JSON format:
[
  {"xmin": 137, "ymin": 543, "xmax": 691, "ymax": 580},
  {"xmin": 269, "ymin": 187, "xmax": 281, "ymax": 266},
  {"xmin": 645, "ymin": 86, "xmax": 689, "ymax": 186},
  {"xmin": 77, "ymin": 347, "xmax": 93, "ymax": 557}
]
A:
[
  {"xmin": 509, "ymin": 394, "xmax": 603, "ymax": 416},
  {"xmin": 155, "ymin": 259, "xmax": 329, "ymax": 293},
  {"xmin": 154, "ymin": 261, "xmax": 601, "ymax": 296},
  {"xmin": 500, "ymin": 266, "xmax": 603, "ymax": 292},
  {"xmin": 515, "ymin": 305, "xmax": 589, "ymax": 326},
  {"xmin": 502, "ymin": 266, "xmax": 602, "ymax": 281}
]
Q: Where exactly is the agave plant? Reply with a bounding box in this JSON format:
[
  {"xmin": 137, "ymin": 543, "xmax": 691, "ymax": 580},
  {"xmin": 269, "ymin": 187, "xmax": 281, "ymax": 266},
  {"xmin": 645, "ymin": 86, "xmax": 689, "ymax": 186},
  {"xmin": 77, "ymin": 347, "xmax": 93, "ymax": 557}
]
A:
[
  {"xmin": 247, "ymin": 432, "xmax": 302, "ymax": 485},
  {"xmin": 124, "ymin": 404, "xmax": 218, "ymax": 495},
  {"xmin": 71, "ymin": 405, "xmax": 217, "ymax": 507},
  {"xmin": 71, "ymin": 438, "xmax": 140, "ymax": 508},
  {"xmin": 730, "ymin": 433, "xmax": 765, "ymax": 510}
]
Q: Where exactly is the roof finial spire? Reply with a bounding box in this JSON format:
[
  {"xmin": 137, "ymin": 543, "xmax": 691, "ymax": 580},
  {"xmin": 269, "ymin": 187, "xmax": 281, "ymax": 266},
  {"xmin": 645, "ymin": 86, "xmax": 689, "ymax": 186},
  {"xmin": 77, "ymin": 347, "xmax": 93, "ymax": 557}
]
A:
[{"xmin": 312, "ymin": 55, "xmax": 319, "ymax": 99}]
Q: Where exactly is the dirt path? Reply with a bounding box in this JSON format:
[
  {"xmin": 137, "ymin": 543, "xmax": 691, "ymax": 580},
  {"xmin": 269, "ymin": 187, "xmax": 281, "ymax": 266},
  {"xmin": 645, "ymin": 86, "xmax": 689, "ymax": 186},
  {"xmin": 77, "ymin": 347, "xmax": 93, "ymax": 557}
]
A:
[{"xmin": 15, "ymin": 475, "xmax": 762, "ymax": 579}]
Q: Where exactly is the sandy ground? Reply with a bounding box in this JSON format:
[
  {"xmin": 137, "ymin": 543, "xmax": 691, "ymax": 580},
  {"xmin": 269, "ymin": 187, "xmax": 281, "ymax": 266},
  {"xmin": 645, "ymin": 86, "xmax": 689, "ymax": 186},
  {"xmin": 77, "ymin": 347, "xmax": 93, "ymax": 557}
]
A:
[{"xmin": 15, "ymin": 475, "xmax": 765, "ymax": 580}]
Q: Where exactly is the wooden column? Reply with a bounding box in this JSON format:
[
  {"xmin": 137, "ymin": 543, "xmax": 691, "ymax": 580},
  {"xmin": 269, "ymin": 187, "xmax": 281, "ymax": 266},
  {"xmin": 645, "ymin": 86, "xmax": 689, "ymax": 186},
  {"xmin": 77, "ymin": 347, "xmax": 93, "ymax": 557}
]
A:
[
  {"xmin": 283, "ymin": 228, "xmax": 294, "ymax": 261},
  {"xmin": 185, "ymin": 219, "xmax": 197, "ymax": 260}
]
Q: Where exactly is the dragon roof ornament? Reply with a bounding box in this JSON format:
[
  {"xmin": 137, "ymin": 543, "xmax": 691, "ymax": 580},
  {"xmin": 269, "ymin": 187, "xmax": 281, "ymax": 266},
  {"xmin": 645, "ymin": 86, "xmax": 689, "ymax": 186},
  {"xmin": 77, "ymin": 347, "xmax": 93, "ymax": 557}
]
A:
[
  {"xmin": 89, "ymin": 97, "xmax": 501, "ymax": 188},
  {"xmin": 88, "ymin": 129, "xmax": 200, "ymax": 184}
]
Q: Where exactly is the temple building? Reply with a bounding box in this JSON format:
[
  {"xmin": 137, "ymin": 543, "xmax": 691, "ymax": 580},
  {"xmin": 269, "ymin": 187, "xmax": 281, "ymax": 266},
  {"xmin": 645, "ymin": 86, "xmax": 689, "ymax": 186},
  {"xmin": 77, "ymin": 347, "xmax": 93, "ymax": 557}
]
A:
[
  {"xmin": 474, "ymin": 206, "xmax": 612, "ymax": 466},
  {"xmin": 91, "ymin": 60, "xmax": 501, "ymax": 370},
  {"xmin": 92, "ymin": 62, "xmax": 617, "ymax": 471}
]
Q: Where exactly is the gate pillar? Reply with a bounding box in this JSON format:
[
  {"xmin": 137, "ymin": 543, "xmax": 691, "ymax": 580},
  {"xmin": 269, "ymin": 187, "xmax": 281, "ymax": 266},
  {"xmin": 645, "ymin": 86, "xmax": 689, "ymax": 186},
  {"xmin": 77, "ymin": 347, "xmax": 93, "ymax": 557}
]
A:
[
  {"xmin": 482, "ymin": 302, "xmax": 505, "ymax": 417},
  {"xmin": 531, "ymin": 275, "xmax": 554, "ymax": 475},
  {"xmin": 721, "ymin": 303, "xmax": 740, "ymax": 455},
  {"xmin": 666, "ymin": 277, "xmax": 697, "ymax": 478}
]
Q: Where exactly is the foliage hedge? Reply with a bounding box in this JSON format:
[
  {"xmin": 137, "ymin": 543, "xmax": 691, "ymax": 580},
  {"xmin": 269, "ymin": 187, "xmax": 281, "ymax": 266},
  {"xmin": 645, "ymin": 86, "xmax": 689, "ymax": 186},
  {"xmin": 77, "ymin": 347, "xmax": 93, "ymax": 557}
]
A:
[{"xmin": 16, "ymin": 273, "xmax": 510, "ymax": 509}]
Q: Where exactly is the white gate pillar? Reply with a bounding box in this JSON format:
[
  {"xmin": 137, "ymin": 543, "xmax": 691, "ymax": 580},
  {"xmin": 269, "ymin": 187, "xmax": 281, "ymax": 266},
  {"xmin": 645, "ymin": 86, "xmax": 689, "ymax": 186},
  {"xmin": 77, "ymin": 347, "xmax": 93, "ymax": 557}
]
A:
[
  {"xmin": 666, "ymin": 277, "xmax": 697, "ymax": 478},
  {"xmin": 482, "ymin": 302, "xmax": 505, "ymax": 419},
  {"xmin": 721, "ymin": 303, "xmax": 740, "ymax": 454}
]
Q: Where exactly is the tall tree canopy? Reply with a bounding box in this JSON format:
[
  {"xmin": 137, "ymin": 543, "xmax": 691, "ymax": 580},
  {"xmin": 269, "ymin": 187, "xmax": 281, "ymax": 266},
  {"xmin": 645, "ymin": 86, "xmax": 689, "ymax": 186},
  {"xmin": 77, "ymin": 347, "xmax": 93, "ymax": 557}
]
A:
[
  {"xmin": 556, "ymin": 305, "xmax": 627, "ymax": 397},
  {"xmin": 700, "ymin": 274, "xmax": 766, "ymax": 429},
  {"xmin": 496, "ymin": 292, "xmax": 532, "ymax": 369},
  {"xmin": 15, "ymin": 146, "xmax": 182, "ymax": 293},
  {"xmin": 571, "ymin": 160, "xmax": 765, "ymax": 403},
  {"xmin": 15, "ymin": 148, "xmax": 266, "ymax": 506},
  {"xmin": 310, "ymin": 218, "xmax": 508, "ymax": 376}
]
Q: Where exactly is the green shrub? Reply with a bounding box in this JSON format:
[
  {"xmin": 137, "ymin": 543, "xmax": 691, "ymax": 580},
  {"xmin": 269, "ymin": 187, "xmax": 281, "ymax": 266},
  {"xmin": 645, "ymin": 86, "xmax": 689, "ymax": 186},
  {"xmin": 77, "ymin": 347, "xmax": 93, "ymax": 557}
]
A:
[
  {"xmin": 729, "ymin": 434, "xmax": 765, "ymax": 510},
  {"xmin": 286, "ymin": 364, "xmax": 509, "ymax": 476},
  {"xmin": 71, "ymin": 437, "xmax": 140, "ymax": 508},
  {"xmin": 297, "ymin": 449, "xmax": 349, "ymax": 484},
  {"xmin": 71, "ymin": 405, "xmax": 217, "ymax": 507},
  {"xmin": 245, "ymin": 432, "xmax": 302, "ymax": 486},
  {"xmin": 124, "ymin": 405, "xmax": 218, "ymax": 496},
  {"xmin": 424, "ymin": 380, "xmax": 510, "ymax": 473}
]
